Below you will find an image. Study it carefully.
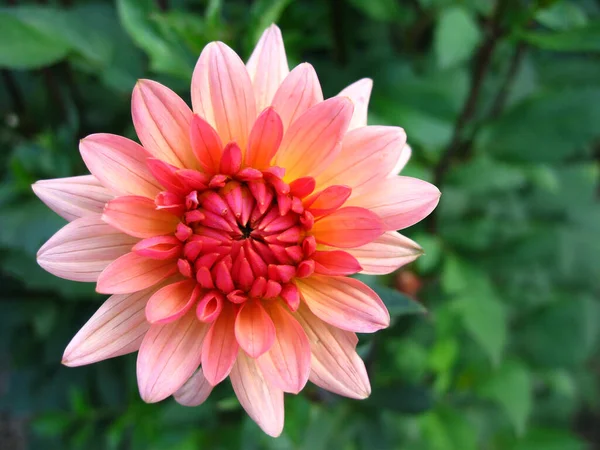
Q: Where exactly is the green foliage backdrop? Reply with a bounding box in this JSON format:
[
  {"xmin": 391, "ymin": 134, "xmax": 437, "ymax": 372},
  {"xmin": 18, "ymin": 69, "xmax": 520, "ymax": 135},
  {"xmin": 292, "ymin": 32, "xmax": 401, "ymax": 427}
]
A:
[{"xmin": 1, "ymin": 0, "xmax": 599, "ymax": 449}]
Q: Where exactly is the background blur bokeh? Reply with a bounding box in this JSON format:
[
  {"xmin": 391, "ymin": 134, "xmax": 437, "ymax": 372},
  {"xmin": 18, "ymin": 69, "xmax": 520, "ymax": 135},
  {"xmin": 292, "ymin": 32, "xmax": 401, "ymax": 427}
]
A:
[{"xmin": 1, "ymin": 0, "xmax": 600, "ymax": 449}]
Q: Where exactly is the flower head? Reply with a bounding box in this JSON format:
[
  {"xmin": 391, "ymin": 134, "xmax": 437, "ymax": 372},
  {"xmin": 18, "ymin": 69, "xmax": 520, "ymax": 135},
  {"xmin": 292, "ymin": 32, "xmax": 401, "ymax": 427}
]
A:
[{"xmin": 33, "ymin": 25, "xmax": 440, "ymax": 437}]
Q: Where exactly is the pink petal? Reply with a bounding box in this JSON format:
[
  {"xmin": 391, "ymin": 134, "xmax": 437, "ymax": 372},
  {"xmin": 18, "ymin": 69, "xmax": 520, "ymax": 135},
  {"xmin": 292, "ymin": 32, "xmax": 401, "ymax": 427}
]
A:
[
  {"xmin": 344, "ymin": 231, "xmax": 423, "ymax": 275},
  {"xmin": 245, "ymin": 107, "xmax": 284, "ymax": 169},
  {"xmin": 274, "ymin": 97, "xmax": 353, "ymax": 181},
  {"xmin": 62, "ymin": 284, "xmax": 162, "ymax": 367},
  {"xmin": 390, "ymin": 143, "xmax": 412, "ymax": 176},
  {"xmin": 314, "ymin": 126, "xmax": 406, "ymax": 194},
  {"xmin": 193, "ymin": 42, "xmax": 257, "ymax": 151},
  {"xmin": 347, "ymin": 176, "xmax": 441, "ymax": 230},
  {"xmin": 201, "ymin": 302, "xmax": 239, "ymax": 385},
  {"xmin": 230, "ymin": 351, "xmax": 284, "ymax": 437},
  {"xmin": 305, "ymin": 185, "xmax": 352, "ymax": 217},
  {"xmin": 271, "ymin": 63, "xmax": 323, "ymax": 131},
  {"xmin": 174, "ymin": 368, "xmax": 214, "ymax": 406},
  {"xmin": 246, "ymin": 24, "xmax": 289, "ymax": 112},
  {"xmin": 256, "ymin": 301, "xmax": 311, "ymax": 394},
  {"xmin": 131, "ymin": 79, "xmax": 195, "ymax": 168},
  {"xmin": 32, "ymin": 175, "xmax": 113, "ymax": 222},
  {"xmin": 295, "ymin": 304, "xmax": 371, "ymax": 399},
  {"xmin": 190, "ymin": 114, "xmax": 223, "ymax": 174},
  {"xmin": 146, "ymin": 279, "xmax": 200, "ymax": 324},
  {"xmin": 297, "ymin": 274, "xmax": 390, "ymax": 333},
  {"xmin": 312, "ymin": 206, "xmax": 384, "ymax": 248},
  {"xmin": 96, "ymin": 252, "xmax": 177, "ymax": 294},
  {"xmin": 137, "ymin": 309, "xmax": 209, "ymax": 403},
  {"xmin": 37, "ymin": 215, "xmax": 137, "ymax": 282},
  {"xmin": 234, "ymin": 300, "xmax": 276, "ymax": 358},
  {"xmin": 102, "ymin": 195, "xmax": 179, "ymax": 238},
  {"xmin": 312, "ymin": 250, "xmax": 362, "ymax": 276},
  {"xmin": 79, "ymin": 133, "xmax": 161, "ymax": 198},
  {"xmin": 337, "ymin": 78, "xmax": 373, "ymax": 130}
]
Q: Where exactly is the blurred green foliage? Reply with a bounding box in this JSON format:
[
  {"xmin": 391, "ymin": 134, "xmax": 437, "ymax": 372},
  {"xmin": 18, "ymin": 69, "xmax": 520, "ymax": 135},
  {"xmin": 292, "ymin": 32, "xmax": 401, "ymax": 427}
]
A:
[{"xmin": 1, "ymin": 0, "xmax": 600, "ymax": 449}]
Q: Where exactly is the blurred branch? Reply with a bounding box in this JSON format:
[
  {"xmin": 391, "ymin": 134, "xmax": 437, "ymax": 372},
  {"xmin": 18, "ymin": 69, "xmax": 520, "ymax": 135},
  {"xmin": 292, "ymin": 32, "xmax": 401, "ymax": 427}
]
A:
[
  {"xmin": 1, "ymin": 70, "xmax": 25, "ymax": 116},
  {"xmin": 488, "ymin": 43, "xmax": 527, "ymax": 119}
]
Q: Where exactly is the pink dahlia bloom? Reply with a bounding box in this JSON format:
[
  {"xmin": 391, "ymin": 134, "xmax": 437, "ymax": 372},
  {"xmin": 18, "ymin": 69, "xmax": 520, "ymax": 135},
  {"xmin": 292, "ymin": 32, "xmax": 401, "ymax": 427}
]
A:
[{"xmin": 33, "ymin": 25, "xmax": 440, "ymax": 436}]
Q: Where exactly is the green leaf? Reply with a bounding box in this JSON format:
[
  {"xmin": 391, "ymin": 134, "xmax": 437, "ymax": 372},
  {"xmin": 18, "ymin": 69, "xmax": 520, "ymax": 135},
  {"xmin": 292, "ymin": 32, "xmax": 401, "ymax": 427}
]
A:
[
  {"xmin": 511, "ymin": 428, "xmax": 586, "ymax": 450},
  {"xmin": 420, "ymin": 406, "xmax": 478, "ymax": 450},
  {"xmin": 434, "ymin": 6, "xmax": 481, "ymax": 69},
  {"xmin": 247, "ymin": 0, "xmax": 292, "ymax": 50},
  {"xmin": 476, "ymin": 88, "xmax": 600, "ymax": 162},
  {"xmin": 373, "ymin": 285, "xmax": 427, "ymax": 317},
  {"xmin": 520, "ymin": 21, "xmax": 600, "ymax": 52},
  {"xmin": 347, "ymin": 0, "xmax": 402, "ymax": 22},
  {"xmin": 535, "ymin": 1, "xmax": 588, "ymax": 31},
  {"xmin": 366, "ymin": 385, "xmax": 434, "ymax": 414},
  {"xmin": 480, "ymin": 361, "xmax": 532, "ymax": 435},
  {"xmin": 0, "ymin": 7, "xmax": 70, "ymax": 69}
]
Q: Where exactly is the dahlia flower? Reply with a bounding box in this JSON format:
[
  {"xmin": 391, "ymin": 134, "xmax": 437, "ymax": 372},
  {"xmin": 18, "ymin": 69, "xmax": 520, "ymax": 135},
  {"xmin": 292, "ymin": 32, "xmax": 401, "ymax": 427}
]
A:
[{"xmin": 33, "ymin": 25, "xmax": 440, "ymax": 436}]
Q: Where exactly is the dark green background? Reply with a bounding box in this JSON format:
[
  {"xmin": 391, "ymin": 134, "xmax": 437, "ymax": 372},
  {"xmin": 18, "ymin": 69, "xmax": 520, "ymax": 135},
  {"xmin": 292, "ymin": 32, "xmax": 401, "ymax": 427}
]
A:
[{"xmin": 1, "ymin": 0, "xmax": 600, "ymax": 448}]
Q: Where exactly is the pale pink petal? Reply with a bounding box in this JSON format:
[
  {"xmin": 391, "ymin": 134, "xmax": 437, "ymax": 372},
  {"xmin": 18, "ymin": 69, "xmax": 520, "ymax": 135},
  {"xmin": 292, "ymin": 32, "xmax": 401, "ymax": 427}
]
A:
[
  {"xmin": 79, "ymin": 133, "xmax": 161, "ymax": 198},
  {"xmin": 256, "ymin": 301, "xmax": 311, "ymax": 394},
  {"xmin": 245, "ymin": 107, "xmax": 284, "ymax": 169},
  {"xmin": 137, "ymin": 309, "xmax": 209, "ymax": 403},
  {"xmin": 32, "ymin": 175, "xmax": 113, "ymax": 222},
  {"xmin": 390, "ymin": 144, "xmax": 412, "ymax": 176},
  {"xmin": 297, "ymin": 274, "xmax": 390, "ymax": 333},
  {"xmin": 62, "ymin": 284, "xmax": 163, "ymax": 367},
  {"xmin": 96, "ymin": 252, "xmax": 177, "ymax": 294},
  {"xmin": 346, "ymin": 176, "xmax": 441, "ymax": 231},
  {"xmin": 344, "ymin": 231, "xmax": 423, "ymax": 275},
  {"xmin": 131, "ymin": 79, "xmax": 195, "ymax": 168},
  {"xmin": 145, "ymin": 279, "xmax": 200, "ymax": 324},
  {"xmin": 174, "ymin": 368, "xmax": 214, "ymax": 406},
  {"xmin": 230, "ymin": 351, "xmax": 284, "ymax": 437},
  {"xmin": 314, "ymin": 126, "xmax": 406, "ymax": 193},
  {"xmin": 202, "ymin": 302, "xmax": 239, "ymax": 385},
  {"xmin": 193, "ymin": 42, "xmax": 257, "ymax": 151},
  {"xmin": 337, "ymin": 78, "xmax": 372, "ymax": 130},
  {"xmin": 246, "ymin": 24, "xmax": 289, "ymax": 112},
  {"xmin": 312, "ymin": 206, "xmax": 384, "ymax": 248},
  {"xmin": 102, "ymin": 196, "xmax": 179, "ymax": 238},
  {"xmin": 270, "ymin": 63, "xmax": 323, "ymax": 131},
  {"xmin": 295, "ymin": 303, "xmax": 371, "ymax": 399},
  {"xmin": 312, "ymin": 250, "xmax": 362, "ymax": 276},
  {"xmin": 37, "ymin": 215, "xmax": 137, "ymax": 282},
  {"xmin": 274, "ymin": 97, "xmax": 353, "ymax": 181},
  {"xmin": 234, "ymin": 300, "xmax": 276, "ymax": 358}
]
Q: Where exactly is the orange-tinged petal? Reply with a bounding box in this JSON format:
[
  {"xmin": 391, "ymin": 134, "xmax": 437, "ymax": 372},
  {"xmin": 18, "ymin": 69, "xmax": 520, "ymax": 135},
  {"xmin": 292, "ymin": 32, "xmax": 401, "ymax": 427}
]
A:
[
  {"xmin": 347, "ymin": 176, "xmax": 441, "ymax": 230},
  {"xmin": 246, "ymin": 24, "xmax": 289, "ymax": 112},
  {"xmin": 295, "ymin": 303, "xmax": 370, "ymax": 399},
  {"xmin": 304, "ymin": 185, "xmax": 351, "ymax": 217},
  {"xmin": 80, "ymin": 133, "xmax": 161, "ymax": 198},
  {"xmin": 271, "ymin": 63, "xmax": 323, "ymax": 131},
  {"xmin": 132, "ymin": 79, "xmax": 195, "ymax": 168},
  {"xmin": 201, "ymin": 302, "xmax": 239, "ymax": 385},
  {"xmin": 235, "ymin": 299, "xmax": 276, "ymax": 358},
  {"xmin": 174, "ymin": 368, "xmax": 214, "ymax": 407},
  {"xmin": 344, "ymin": 231, "xmax": 423, "ymax": 275},
  {"xmin": 297, "ymin": 274, "xmax": 389, "ymax": 333},
  {"xmin": 102, "ymin": 196, "xmax": 179, "ymax": 239},
  {"xmin": 37, "ymin": 215, "xmax": 137, "ymax": 282},
  {"xmin": 96, "ymin": 252, "xmax": 177, "ymax": 294},
  {"xmin": 137, "ymin": 309, "xmax": 209, "ymax": 403},
  {"xmin": 32, "ymin": 175, "xmax": 113, "ymax": 222},
  {"xmin": 230, "ymin": 351, "xmax": 284, "ymax": 438},
  {"xmin": 275, "ymin": 97, "xmax": 353, "ymax": 181},
  {"xmin": 145, "ymin": 279, "xmax": 200, "ymax": 324},
  {"xmin": 190, "ymin": 114, "xmax": 223, "ymax": 174},
  {"xmin": 312, "ymin": 206, "xmax": 384, "ymax": 248},
  {"xmin": 62, "ymin": 284, "xmax": 162, "ymax": 367},
  {"xmin": 256, "ymin": 301, "xmax": 311, "ymax": 394},
  {"xmin": 312, "ymin": 250, "xmax": 362, "ymax": 276},
  {"xmin": 315, "ymin": 126, "xmax": 406, "ymax": 193},
  {"xmin": 245, "ymin": 107, "xmax": 283, "ymax": 169},
  {"xmin": 196, "ymin": 42, "xmax": 257, "ymax": 151},
  {"xmin": 337, "ymin": 78, "xmax": 373, "ymax": 130}
]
